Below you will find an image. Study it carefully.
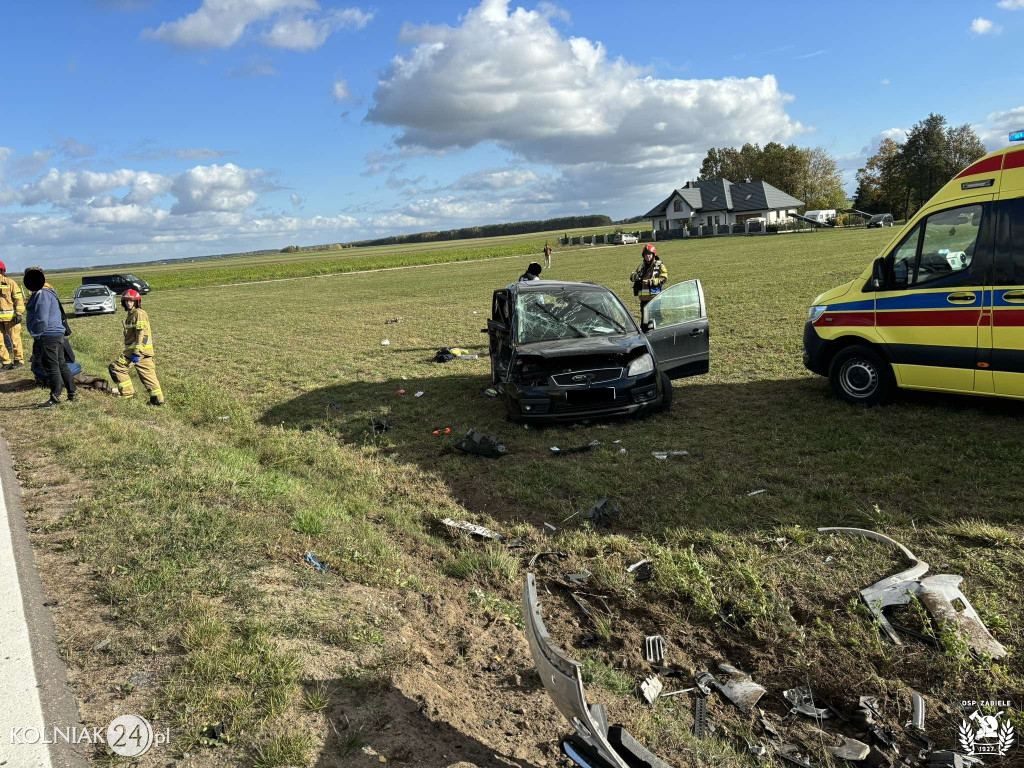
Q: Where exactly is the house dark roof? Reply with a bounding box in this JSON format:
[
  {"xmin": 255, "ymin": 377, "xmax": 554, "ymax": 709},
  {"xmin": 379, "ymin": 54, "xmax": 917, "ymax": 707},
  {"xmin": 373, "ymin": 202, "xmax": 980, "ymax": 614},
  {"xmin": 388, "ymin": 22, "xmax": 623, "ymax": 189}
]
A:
[{"xmin": 643, "ymin": 179, "xmax": 804, "ymax": 217}]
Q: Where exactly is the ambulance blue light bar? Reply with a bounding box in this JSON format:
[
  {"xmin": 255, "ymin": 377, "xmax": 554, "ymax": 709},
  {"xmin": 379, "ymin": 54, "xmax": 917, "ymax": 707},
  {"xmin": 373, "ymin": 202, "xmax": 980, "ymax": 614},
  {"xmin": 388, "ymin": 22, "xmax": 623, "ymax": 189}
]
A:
[{"xmin": 1011, "ymin": 129, "xmax": 1024, "ymax": 142}]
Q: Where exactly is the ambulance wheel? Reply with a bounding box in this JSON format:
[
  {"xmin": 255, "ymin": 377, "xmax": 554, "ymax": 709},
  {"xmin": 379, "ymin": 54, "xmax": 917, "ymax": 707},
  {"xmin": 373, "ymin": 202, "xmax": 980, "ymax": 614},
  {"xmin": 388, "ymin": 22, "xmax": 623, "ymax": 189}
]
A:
[{"xmin": 829, "ymin": 345, "xmax": 893, "ymax": 405}]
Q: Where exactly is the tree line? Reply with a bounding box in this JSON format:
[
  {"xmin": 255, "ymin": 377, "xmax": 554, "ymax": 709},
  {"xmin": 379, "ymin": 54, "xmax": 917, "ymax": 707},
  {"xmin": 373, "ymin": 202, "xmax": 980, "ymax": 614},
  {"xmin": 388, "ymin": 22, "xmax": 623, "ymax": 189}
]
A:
[
  {"xmin": 697, "ymin": 142, "xmax": 847, "ymax": 211},
  {"xmin": 854, "ymin": 113, "xmax": 987, "ymax": 219},
  {"xmin": 347, "ymin": 215, "xmax": 613, "ymax": 248}
]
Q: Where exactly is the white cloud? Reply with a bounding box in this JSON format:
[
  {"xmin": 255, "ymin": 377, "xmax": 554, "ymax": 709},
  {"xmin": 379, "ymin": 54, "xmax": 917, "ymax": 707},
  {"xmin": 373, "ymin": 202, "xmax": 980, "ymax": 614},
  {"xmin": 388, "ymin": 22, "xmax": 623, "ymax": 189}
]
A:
[
  {"xmin": 9, "ymin": 151, "xmax": 54, "ymax": 180},
  {"xmin": 18, "ymin": 168, "xmax": 172, "ymax": 207},
  {"xmin": 262, "ymin": 7, "xmax": 373, "ymax": 50},
  {"xmin": 58, "ymin": 138, "xmax": 95, "ymax": 159},
  {"xmin": 880, "ymin": 78, "xmax": 890, "ymax": 87},
  {"xmin": 452, "ymin": 167, "xmax": 539, "ymax": 190},
  {"xmin": 366, "ymin": 0, "xmax": 804, "ymax": 209},
  {"xmin": 169, "ymin": 163, "xmax": 263, "ymax": 214},
  {"xmin": 970, "ymin": 17, "xmax": 1001, "ymax": 35},
  {"xmin": 332, "ymin": 78, "xmax": 351, "ymax": 102},
  {"xmin": 143, "ymin": 0, "xmax": 317, "ymax": 49},
  {"xmin": 998, "ymin": 0, "xmax": 1024, "ymax": 9},
  {"xmin": 975, "ymin": 106, "xmax": 1024, "ymax": 149},
  {"xmin": 144, "ymin": 0, "xmax": 371, "ymax": 50}
]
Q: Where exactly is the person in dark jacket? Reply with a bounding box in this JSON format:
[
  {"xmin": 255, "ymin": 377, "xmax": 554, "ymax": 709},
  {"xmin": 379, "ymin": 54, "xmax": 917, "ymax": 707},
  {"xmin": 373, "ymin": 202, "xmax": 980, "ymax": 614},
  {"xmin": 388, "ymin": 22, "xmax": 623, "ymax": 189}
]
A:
[
  {"xmin": 519, "ymin": 262, "xmax": 543, "ymax": 282},
  {"xmin": 32, "ymin": 336, "xmax": 81, "ymax": 386},
  {"xmin": 24, "ymin": 266, "xmax": 76, "ymax": 408}
]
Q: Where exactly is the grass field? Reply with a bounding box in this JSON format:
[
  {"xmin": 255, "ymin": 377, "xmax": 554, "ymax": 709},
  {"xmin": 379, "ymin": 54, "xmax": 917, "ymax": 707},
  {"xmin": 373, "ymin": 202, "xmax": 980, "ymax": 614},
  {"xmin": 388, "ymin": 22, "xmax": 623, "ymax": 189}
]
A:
[
  {"xmin": 41, "ymin": 222, "xmax": 642, "ymax": 298},
  {"xmin": 5, "ymin": 227, "xmax": 1021, "ymax": 767}
]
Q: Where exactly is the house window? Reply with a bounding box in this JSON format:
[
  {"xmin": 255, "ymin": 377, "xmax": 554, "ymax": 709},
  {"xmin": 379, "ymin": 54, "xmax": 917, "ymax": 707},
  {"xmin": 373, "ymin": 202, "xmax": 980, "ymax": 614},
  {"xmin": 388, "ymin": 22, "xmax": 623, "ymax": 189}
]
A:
[
  {"xmin": 673, "ymin": 200, "xmax": 682, "ymax": 213},
  {"xmin": 714, "ymin": 215, "xmax": 720, "ymax": 225}
]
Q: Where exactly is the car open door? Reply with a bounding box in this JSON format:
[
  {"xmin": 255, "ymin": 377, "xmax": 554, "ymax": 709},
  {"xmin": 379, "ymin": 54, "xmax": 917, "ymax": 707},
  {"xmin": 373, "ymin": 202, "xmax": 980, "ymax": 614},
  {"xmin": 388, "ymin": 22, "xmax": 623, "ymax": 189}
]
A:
[
  {"xmin": 643, "ymin": 279, "xmax": 709, "ymax": 379},
  {"xmin": 487, "ymin": 289, "xmax": 514, "ymax": 383}
]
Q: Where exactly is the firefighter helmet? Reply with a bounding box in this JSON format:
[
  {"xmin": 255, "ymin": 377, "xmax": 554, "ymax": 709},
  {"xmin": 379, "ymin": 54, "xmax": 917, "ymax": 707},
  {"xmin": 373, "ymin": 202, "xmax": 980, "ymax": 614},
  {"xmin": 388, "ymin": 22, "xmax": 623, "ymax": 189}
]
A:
[
  {"xmin": 642, "ymin": 244, "xmax": 657, "ymax": 257},
  {"xmin": 0, "ymin": 261, "xmax": 6, "ymax": 274},
  {"xmin": 121, "ymin": 288, "xmax": 142, "ymax": 308}
]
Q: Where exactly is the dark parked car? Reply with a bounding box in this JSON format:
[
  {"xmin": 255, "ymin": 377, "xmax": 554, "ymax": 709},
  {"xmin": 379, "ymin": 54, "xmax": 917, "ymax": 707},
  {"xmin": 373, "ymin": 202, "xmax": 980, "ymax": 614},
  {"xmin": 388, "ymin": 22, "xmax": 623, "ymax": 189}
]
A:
[
  {"xmin": 486, "ymin": 279, "xmax": 710, "ymax": 422},
  {"xmin": 866, "ymin": 213, "xmax": 894, "ymax": 228},
  {"xmin": 81, "ymin": 273, "xmax": 150, "ymax": 295}
]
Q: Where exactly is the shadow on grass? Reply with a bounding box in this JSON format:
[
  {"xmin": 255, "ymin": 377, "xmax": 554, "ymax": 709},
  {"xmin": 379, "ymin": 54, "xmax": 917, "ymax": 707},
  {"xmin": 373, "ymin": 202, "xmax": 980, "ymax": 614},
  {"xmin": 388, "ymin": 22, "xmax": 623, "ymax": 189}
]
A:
[
  {"xmin": 308, "ymin": 679, "xmax": 535, "ymax": 768},
  {"xmin": 262, "ymin": 371, "xmax": 1024, "ymax": 535}
]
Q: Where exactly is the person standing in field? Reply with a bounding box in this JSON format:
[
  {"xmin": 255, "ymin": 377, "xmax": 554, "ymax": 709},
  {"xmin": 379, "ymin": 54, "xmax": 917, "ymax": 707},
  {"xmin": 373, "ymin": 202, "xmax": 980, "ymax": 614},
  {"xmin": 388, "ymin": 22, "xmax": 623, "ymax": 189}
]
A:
[
  {"xmin": 109, "ymin": 288, "xmax": 164, "ymax": 406},
  {"xmin": 23, "ymin": 266, "xmax": 76, "ymax": 408},
  {"xmin": 0, "ymin": 261, "xmax": 26, "ymax": 370},
  {"xmin": 519, "ymin": 262, "xmax": 543, "ymax": 282},
  {"xmin": 629, "ymin": 244, "xmax": 667, "ymax": 330},
  {"xmin": 543, "ymin": 242, "xmax": 552, "ymax": 269}
]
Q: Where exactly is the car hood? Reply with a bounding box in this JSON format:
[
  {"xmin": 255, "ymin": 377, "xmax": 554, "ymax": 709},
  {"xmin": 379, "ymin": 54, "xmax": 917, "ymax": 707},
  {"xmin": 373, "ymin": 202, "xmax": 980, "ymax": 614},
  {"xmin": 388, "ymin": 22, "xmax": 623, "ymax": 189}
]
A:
[{"xmin": 516, "ymin": 334, "xmax": 646, "ymax": 358}]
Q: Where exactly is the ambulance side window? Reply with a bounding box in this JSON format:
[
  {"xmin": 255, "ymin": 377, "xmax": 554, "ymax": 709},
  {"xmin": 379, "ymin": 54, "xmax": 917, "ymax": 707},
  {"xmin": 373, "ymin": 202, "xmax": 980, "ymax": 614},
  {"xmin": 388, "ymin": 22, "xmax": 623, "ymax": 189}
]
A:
[
  {"xmin": 889, "ymin": 203, "xmax": 988, "ymax": 289},
  {"xmin": 891, "ymin": 226, "xmax": 921, "ymax": 289},
  {"xmin": 993, "ymin": 198, "xmax": 1024, "ymax": 285}
]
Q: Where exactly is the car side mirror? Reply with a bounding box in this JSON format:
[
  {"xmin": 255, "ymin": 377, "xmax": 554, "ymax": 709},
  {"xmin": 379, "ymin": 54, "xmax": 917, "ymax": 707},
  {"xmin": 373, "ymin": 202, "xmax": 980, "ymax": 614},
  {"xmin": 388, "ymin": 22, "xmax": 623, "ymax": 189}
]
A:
[{"xmin": 870, "ymin": 257, "xmax": 885, "ymax": 290}]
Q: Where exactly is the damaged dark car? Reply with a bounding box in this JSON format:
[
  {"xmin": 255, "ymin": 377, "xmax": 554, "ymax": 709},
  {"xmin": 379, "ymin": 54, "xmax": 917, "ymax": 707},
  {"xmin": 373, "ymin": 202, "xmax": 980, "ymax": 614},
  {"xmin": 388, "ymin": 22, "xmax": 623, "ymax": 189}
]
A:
[{"xmin": 486, "ymin": 280, "xmax": 710, "ymax": 422}]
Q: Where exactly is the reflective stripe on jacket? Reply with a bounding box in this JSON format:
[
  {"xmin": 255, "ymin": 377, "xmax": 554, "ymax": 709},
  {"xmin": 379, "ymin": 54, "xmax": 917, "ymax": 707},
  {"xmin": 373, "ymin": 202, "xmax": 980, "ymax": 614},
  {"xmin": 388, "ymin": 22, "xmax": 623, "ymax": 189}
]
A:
[
  {"xmin": 629, "ymin": 258, "xmax": 668, "ymax": 298},
  {"xmin": 124, "ymin": 308, "xmax": 155, "ymax": 356},
  {"xmin": 0, "ymin": 275, "xmax": 25, "ymax": 321}
]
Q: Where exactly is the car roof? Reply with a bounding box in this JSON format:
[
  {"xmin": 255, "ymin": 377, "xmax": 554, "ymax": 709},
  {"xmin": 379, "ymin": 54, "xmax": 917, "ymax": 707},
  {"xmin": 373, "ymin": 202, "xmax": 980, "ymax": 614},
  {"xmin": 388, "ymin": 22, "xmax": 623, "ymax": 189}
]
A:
[{"xmin": 506, "ymin": 280, "xmax": 607, "ymax": 292}]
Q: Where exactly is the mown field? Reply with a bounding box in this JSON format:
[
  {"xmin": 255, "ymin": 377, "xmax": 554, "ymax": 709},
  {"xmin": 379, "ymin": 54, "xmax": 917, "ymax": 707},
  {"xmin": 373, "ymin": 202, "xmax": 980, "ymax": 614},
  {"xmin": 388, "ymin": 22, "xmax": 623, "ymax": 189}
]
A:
[
  {"xmin": 4, "ymin": 228, "xmax": 1021, "ymax": 768},
  {"xmin": 41, "ymin": 223, "xmax": 641, "ymax": 297}
]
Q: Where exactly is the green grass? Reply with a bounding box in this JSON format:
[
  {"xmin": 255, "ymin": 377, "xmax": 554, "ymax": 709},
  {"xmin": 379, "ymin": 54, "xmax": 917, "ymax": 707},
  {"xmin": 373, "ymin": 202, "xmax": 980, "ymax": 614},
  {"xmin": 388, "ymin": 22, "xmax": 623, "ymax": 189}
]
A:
[{"xmin": 6, "ymin": 225, "xmax": 1023, "ymax": 767}]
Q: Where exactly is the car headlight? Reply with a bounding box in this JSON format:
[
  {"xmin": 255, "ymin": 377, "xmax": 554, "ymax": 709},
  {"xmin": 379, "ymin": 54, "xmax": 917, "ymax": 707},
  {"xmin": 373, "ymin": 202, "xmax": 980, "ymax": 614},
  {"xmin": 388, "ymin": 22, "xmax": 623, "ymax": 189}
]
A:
[
  {"xmin": 808, "ymin": 305, "xmax": 827, "ymax": 324},
  {"xmin": 627, "ymin": 353, "xmax": 654, "ymax": 377}
]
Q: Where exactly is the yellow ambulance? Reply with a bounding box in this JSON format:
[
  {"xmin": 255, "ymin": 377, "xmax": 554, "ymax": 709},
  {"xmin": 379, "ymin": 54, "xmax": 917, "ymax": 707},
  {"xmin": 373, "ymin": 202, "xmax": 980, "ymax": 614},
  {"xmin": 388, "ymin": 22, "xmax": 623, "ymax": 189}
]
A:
[{"xmin": 803, "ymin": 136, "xmax": 1024, "ymax": 404}]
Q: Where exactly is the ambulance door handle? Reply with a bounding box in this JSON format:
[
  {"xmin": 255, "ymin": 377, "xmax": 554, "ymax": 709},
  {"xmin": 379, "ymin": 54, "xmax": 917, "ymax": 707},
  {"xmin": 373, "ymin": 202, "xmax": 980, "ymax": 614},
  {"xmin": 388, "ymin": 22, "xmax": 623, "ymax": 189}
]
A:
[
  {"xmin": 1002, "ymin": 290, "xmax": 1024, "ymax": 303},
  {"xmin": 946, "ymin": 292, "xmax": 976, "ymax": 304}
]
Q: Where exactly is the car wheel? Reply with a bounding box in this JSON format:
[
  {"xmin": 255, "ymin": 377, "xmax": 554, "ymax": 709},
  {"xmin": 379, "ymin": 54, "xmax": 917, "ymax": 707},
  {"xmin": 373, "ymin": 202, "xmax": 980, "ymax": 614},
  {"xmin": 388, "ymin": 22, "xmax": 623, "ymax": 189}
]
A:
[
  {"xmin": 828, "ymin": 345, "xmax": 893, "ymax": 405},
  {"xmin": 656, "ymin": 371, "xmax": 673, "ymax": 412}
]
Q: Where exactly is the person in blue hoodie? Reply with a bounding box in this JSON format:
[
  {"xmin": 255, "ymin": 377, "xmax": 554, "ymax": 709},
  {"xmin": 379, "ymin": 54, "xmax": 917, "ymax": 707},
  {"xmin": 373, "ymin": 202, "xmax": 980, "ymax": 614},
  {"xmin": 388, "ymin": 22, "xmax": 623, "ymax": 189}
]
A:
[{"xmin": 24, "ymin": 267, "xmax": 76, "ymax": 408}]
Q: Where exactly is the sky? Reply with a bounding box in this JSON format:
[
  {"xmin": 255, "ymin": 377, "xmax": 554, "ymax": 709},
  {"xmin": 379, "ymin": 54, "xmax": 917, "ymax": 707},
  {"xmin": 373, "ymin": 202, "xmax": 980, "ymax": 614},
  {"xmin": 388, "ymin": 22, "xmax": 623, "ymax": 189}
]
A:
[{"xmin": 1, "ymin": 0, "xmax": 1022, "ymax": 270}]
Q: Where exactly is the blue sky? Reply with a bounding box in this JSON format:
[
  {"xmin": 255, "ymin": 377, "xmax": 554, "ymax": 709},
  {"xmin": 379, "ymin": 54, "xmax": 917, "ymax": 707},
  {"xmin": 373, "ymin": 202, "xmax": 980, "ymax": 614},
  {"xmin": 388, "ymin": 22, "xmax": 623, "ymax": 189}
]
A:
[{"xmin": 0, "ymin": 0, "xmax": 1021, "ymax": 269}]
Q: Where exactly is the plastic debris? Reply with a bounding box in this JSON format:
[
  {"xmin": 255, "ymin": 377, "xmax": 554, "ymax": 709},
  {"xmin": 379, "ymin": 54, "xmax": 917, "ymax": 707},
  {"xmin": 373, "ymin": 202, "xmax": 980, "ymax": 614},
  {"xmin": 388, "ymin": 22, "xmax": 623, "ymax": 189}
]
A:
[
  {"xmin": 716, "ymin": 662, "xmax": 766, "ymax": 714},
  {"xmin": 396, "ymin": 389, "xmax": 406, "ymax": 395},
  {"xmin": 414, "ymin": 391, "xmax": 424, "ymax": 398},
  {"xmin": 432, "ymin": 427, "xmax": 452, "ymax": 435},
  {"xmin": 434, "ymin": 347, "xmax": 479, "ymax": 363},
  {"xmin": 584, "ymin": 497, "xmax": 620, "ymax": 525},
  {"xmin": 908, "ymin": 690, "xmax": 925, "ymax": 731},
  {"xmin": 661, "ymin": 688, "xmax": 694, "ymax": 698},
  {"xmin": 380, "ymin": 339, "xmax": 390, "ymax": 346},
  {"xmin": 652, "ymin": 450, "xmax": 689, "ymax": 460},
  {"xmin": 544, "ymin": 522, "xmax": 557, "ymax": 532},
  {"xmin": 619, "ymin": 448, "xmax": 627, "ymax": 455},
  {"xmin": 527, "ymin": 551, "xmax": 567, "ymax": 568},
  {"xmin": 454, "ymin": 429, "xmax": 508, "ymax": 458},
  {"xmin": 564, "ymin": 571, "xmax": 591, "ymax": 586},
  {"xmin": 748, "ymin": 489, "xmax": 767, "ymax": 496},
  {"xmin": 641, "ymin": 675, "xmax": 663, "ymax": 705},
  {"xmin": 483, "ymin": 387, "xmax": 498, "ymax": 397},
  {"xmin": 693, "ymin": 691, "xmax": 708, "ymax": 738},
  {"xmin": 551, "ymin": 440, "xmax": 600, "ymax": 455},
  {"xmin": 304, "ymin": 552, "xmax": 328, "ymax": 572},
  {"xmin": 783, "ymin": 686, "xmax": 830, "ymax": 719},
  {"xmin": 441, "ymin": 518, "xmax": 503, "ymax": 542},
  {"xmin": 644, "ymin": 635, "xmax": 665, "ymax": 664},
  {"xmin": 370, "ymin": 418, "xmax": 392, "ymax": 434},
  {"xmin": 829, "ymin": 736, "xmax": 870, "ymax": 761}
]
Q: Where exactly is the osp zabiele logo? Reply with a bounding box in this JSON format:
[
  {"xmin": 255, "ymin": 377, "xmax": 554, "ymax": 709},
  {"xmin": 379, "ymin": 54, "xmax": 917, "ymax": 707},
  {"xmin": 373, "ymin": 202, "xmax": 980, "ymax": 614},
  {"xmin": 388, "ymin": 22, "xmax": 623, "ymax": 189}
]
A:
[{"xmin": 958, "ymin": 701, "xmax": 1016, "ymax": 762}]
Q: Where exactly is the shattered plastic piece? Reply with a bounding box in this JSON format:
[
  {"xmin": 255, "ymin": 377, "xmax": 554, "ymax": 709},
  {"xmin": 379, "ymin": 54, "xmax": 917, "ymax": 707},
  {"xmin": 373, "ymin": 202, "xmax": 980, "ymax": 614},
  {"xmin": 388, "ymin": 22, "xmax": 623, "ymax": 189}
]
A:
[
  {"xmin": 414, "ymin": 391, "xmax": 424, "ymax": 397},
  {"xmin": 652, "ymin": 452, "xmax": 668, "ymax": 460},
  {"xmin": 784, "ymin": 686, "xmax": 830, "ymax": 719},
  {"xmin": 584, "ymin": 498, "xmax": 620, "ymax": 525},
  {"xmin": 715, "ymin": 663, "xmax": 766, "ymax": 714},
  {"xmin": 748, "ymin": 489, "xmax": 767, "ymax": 496},
  {"xmin": 829, "ymin": 736, "xmax": 870, "ymax": 761},
  {"xmin": 619, "ymin": 448, "xmax": 627, "ymax": 455},
  {"xmin": 431, "ymin": 427, "xmax": 453, "ymax": 436},
  {"xmin": 522, "ymin": 573, "xmax": 678, "ymax": 768},
  {"xmin": 380, "ymin": 339, "xmax": 390, "ymax": 346},
  {"xmin": 304, "ymin": 552, "xmax": 328, "ymax": 572},
  {"xmin": 370, "ymin": 418, "xmax": 392, "ymax": 434},
  {"xmin": 777, "ymin": 744, "xmax": 813, "ymax": 768},
  {"xmin": 441, "ymin": 518, "xmax": 504, "ymax": 542},
  {"xmin": 694, "ymin": 670, "xmax": 716, "ymax": 696},
  {"xmin": 644, "ymin": 636, "xmax": 665, "ymax": 664},
  {"xmin": 544, "ymin": 522, "xmax": 557, "ymax": 532},
  {"xmin": 908, "ymin": 691, "xmax": 925, "ymax": 731},
  {"xmin": 396, "ymin": 389, "xmax": 406, "ymax": 395},
  {"xmin": 454, "ymin": 429, "xmax": 508, "ymax": 458},
  {"xmin": 564, "ymin": 571, "xmax": 591, "ymax": 586},
  {"xmin": 641, "ymin": 676, "xmax": 663, "ymax": 705},
  {"xmin": 818, "ymin": 527, "xmax": 1007, "ymax": 658},
  {"xmin": 483, "ymin": 387, "xmax": 498, "ymax": 397}
]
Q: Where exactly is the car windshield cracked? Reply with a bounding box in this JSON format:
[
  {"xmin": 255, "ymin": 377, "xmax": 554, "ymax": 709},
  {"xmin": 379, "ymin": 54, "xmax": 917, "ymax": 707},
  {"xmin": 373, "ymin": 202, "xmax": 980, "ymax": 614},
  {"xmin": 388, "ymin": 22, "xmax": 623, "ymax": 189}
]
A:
[{"xmin": 516, "ymin": 288, "xmax": 635, "ymax": 344}]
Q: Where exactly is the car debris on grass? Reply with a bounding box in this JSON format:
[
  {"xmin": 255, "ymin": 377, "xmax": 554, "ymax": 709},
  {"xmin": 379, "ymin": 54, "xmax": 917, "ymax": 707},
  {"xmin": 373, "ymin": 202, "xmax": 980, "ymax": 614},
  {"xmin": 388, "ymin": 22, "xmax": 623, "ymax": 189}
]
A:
[{"xmin": 454, "ymin": 429, "xmax": 508, "ymax": 458}]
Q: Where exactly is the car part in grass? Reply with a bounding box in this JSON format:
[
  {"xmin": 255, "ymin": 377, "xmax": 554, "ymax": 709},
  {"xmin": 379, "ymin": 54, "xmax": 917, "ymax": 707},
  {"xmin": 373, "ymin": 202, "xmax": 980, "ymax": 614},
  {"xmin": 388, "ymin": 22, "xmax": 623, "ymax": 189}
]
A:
[
  {"xmin": 784, "ymin": 686, "xmax": 830, "ymax": 719},
  {"xmin": 715, "ymin": 663, "xmax": 767, "ymax": 714},
  {"xmin": 454, "ymin": 429, "xmax": 508, "ymax": 458},
  {"xmin": 818, "ymin": 527, "xmax": 1007, "ymax": 658},
  {"xmin": 693, "ymin": 692, "xmax": 708, "ymax": 739},
  {"xmin": 926, "ymin": 751, "xmax": 983, "ymax": 768},
  {"xmin": 370, "ymin": 418, "xmax": 391, "ymax": 434},
  {"xmin": 527, "ymin": 551, "xmax": 567, "ymax": 568},
  {"xmin": 585, "ymin": 498, "xmax": 620, "ymax": 525},
  {"xmin": 304, "ymin": 552, "xmax": 328, "ymax": 572},
  {"xmin": 441, "ymin": 518, "xmax": 504, "ymax": 541},
  {"xmin": 627, "ymin": 558, "xmax": 654, "ymax": 582},
  {"xmin": 777, "ymin": 743, "xmax": 812, "ymax": 768},
  {"xmin": 564, "ymin": 571, "xmax": 591, "ymax": 586},
  {"xmin": 641, "ymin": 675, "xmax": 663, "ymax": 705},
  {"xmin": 908, "ymin": 691, "xmax": 925, "ymax": 731},
  {"xmin": 644, "ymin": 635, "xmax": 665, "ymax": 664},
  {"xmin": 523, "ymin": 573, "xmax": 677, "ymax": 768},
  {"xmin": 829, "ymin": 736, "xmax": 870, "ymax": 761}
]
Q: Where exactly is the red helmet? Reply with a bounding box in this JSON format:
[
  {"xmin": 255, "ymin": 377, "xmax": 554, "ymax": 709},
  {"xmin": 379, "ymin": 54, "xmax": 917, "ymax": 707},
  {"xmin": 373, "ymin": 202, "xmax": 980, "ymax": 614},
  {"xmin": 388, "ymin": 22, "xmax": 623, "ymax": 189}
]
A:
[
  {"xmin": 642, "ymin": 244, "xmax": 657, "ymax": 257},
  {"xmin": 121, "ymin": 288, "xmax": 141, "ymax": 308},
  {"xmin": 0, "ymin": 261, "xmax": 6, "ymax": 274}
]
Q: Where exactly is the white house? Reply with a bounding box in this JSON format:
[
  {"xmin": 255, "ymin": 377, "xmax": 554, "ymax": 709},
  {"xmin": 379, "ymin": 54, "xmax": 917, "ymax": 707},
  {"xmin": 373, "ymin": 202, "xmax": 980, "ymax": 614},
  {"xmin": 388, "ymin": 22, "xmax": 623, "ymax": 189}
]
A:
[{"xmin": 645, "ymin": 178, "xmax": 804, "ymax": 231}]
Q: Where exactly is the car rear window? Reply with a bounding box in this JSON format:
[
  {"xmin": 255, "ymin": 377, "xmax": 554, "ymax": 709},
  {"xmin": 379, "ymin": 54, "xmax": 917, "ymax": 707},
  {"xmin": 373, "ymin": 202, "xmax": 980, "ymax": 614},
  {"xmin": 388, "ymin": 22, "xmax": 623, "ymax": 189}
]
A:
[{"xmin": 78, "ymin": 287, "xmax": 108, "ymax": 297}]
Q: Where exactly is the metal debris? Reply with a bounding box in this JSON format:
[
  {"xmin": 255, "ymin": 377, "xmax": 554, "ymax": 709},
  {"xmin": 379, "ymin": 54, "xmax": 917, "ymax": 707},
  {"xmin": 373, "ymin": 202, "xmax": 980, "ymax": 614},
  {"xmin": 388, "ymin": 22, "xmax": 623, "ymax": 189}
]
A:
[
  {"xmin": 414, "ymin": 391, "xmax": 424, "ymax": 397},
  {"xmin": 748, "ymin": 489, "xmax": 767, "ymax": 496},
  {"xmin": 644, "ymin": 635, "xmax": 665, "ymax": 664},
  {"xmin": 454, "ymin": 429, "xmax": 508, "ymax": 458},
  {"xmin": 693, "ymin": 693, "xmax": 708, "ymax": 739},
  {"xmin": 564, "ymin": 571, "xmax": 591, "ymax": 586},
  {"xmin": 544, "ymin": 522, "xmax": 557, "ymax": 532},
  {"xmin": 527, "ymin": 551, "xmax": 566, "ymax": 568},
  {"xmin": 641, "ymin": 675, "xmax": 663, "ymax": 705},
  {"xmin": 909, "ymin": 691, "xmax": 925, "ymax": 731},
  {"xmin": 370, "ymin": 418, "xmax": 391, "ymax": 434},
  {"xmin": 829, "ymin": 736, "xmax": 870, "ymax": 761},
  {"xmin": 777, "ymin": 744, "xmax": 813, "ymax": 768},
  {"xmin": 784, "ymin": 686, "xmax": 830, "ymax": 719},
  {"xmin": 715, "ymin": 663, "xmax": 766, "ymax": 714},
  {"xmin": 660, "ymin": 688, "xmax": 694, "ymax": 698},
  {"xmin": 442, "ymin": 518, "xmax": 504, "ymax": 541},
  {"xmin": 584, "ymin": 498, "xmax": 620, "ymax": 525},
  {"xmin": 818, "ymin": 527, "xmax": 1007, "ymax": 658}
]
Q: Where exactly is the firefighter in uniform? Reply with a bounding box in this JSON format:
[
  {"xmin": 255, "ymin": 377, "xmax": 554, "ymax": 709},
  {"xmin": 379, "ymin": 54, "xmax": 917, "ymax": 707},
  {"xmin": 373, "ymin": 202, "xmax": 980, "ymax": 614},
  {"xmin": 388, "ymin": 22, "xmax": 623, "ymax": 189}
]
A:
[
  {"xmin": 109, "ymin": 289, "xmax": 164, "ymax": 405},
  {"xmin": 629, "ymin": 244, "xmax": 667, "ymax": 330},
  {"xmin": 0, "ymin": 261, "xmax": 26, "ymax": 369}
]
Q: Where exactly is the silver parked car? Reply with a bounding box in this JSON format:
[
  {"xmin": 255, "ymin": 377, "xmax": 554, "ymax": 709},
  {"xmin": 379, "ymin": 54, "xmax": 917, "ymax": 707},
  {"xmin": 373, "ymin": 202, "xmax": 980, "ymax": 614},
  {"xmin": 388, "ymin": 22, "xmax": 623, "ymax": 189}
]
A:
[
  {"xmin": 612, "ymin": 232, "xmax": 639, "ymax": 244},
  {"xmin": 73, "ymin": 284, "xmax": 117, "ymax": 314}
]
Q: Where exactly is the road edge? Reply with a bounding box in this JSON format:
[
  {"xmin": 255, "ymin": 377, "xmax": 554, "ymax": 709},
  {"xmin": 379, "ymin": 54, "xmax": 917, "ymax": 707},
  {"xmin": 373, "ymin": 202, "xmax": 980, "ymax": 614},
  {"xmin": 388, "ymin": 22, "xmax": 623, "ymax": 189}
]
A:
[{"xmin": 0, "ymin": 431, "xmax": 89, "ymax": 768}]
